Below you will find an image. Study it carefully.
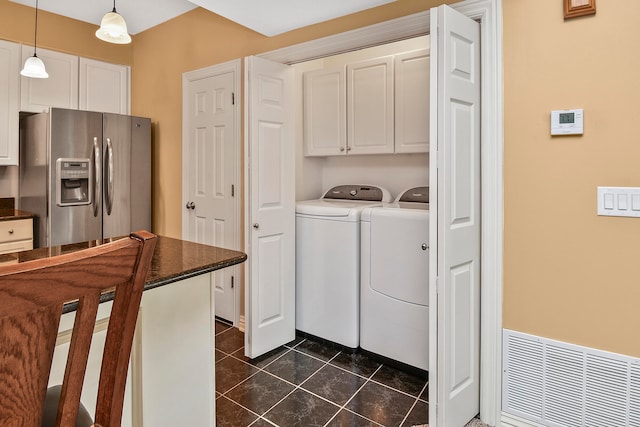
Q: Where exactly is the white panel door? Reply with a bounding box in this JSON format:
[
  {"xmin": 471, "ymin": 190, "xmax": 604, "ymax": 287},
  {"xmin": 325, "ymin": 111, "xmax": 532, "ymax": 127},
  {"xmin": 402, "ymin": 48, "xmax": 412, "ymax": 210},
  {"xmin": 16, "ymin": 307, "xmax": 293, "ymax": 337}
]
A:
[
  {"xmin": 79, "ymin": 58, "xmax": 130, "ymax": 114},
  {"xmin": 429, "ymin": 5, "xmax": 481, "ymax": 427},
  {"xmin": 244, "ymin": 56, "xmax": 295, "ymax": 358},
  {"xmin": 20, "ymin": 46, "xmax": 79, "ymax": 113},
  {"xmin": 184, "ymin": 68, "xmax": 238, "ymax": 323}
]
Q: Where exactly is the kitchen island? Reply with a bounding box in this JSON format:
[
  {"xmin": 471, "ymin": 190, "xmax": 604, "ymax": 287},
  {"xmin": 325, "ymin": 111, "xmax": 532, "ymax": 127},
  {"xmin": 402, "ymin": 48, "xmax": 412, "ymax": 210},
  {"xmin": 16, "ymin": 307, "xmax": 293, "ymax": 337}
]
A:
[{"xmin": 1, "ymin": 235, "xmax": 247, "ymax": 427}]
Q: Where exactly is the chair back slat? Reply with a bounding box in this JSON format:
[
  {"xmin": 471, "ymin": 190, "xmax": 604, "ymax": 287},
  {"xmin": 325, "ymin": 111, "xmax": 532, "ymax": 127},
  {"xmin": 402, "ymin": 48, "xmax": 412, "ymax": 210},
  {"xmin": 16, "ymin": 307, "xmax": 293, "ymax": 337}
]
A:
[
  {"xmin": 0, "ymin": 231, "xmax": 156, "ymax": 427},
  {"xmin": 0, "ymin": 307, "xmax": 60, "ymax": 427},
  {"xmin": 56, "ymin": 294, "xmax": 101, "ymax": 426}
]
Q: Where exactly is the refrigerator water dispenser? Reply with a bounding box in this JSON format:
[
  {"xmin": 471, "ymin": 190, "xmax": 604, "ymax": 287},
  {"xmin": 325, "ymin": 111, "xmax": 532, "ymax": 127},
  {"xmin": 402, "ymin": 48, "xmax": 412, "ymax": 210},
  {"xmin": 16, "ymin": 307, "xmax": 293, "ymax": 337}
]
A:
[{"xmin": 56, "ymin": 158, "xmax": 91, "ymax": 206}]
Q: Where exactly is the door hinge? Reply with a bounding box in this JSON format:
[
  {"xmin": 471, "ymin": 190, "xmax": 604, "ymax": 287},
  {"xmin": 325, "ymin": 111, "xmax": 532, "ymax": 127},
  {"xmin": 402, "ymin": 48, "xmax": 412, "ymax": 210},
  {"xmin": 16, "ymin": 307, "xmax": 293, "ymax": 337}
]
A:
[
  {"xmin": 231, "ymin": 184, "xmax": 235, "ymax": 197},
  {"xmin": 231, "ymin": 276, "xmax": 234, "ymax": 289},
  {"xmin": 232, "ymin": 92, "xmax": 235, "ymax": 105}
]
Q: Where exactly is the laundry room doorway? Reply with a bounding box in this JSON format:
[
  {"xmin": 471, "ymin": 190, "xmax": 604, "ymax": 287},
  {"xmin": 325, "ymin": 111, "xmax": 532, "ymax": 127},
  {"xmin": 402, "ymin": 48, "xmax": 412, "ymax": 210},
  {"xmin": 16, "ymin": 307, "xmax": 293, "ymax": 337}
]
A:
[{"xmin": 244, "ymin": 1, "xmax": 503, "ymax": 425}]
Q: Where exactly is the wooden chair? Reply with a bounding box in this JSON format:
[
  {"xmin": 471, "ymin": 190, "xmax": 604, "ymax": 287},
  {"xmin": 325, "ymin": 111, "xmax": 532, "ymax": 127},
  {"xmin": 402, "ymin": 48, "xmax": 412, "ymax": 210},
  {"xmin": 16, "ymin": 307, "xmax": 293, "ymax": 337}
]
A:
[{"xmin": 0, "ymin": 231, "xmax": 157, "ymax": 427}]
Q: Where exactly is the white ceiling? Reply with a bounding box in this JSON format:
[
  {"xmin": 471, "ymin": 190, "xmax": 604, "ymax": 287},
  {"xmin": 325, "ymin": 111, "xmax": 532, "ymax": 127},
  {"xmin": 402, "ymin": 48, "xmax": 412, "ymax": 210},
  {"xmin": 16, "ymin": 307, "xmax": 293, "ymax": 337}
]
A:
[{"xmin": 10, "ymin": 0, "xmax": 397, "ymax": 37}]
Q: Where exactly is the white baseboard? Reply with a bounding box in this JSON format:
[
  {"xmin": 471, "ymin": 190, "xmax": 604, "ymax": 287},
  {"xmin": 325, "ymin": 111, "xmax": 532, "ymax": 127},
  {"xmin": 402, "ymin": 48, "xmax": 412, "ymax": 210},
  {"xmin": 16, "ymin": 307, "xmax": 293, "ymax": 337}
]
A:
[
  {"xmin": 500, "ymin": 412, "xmax": 542, "ymax": 427},
  {"xmin": 238, "ymin": 315, "xmax": 245, "ymax": 333}
]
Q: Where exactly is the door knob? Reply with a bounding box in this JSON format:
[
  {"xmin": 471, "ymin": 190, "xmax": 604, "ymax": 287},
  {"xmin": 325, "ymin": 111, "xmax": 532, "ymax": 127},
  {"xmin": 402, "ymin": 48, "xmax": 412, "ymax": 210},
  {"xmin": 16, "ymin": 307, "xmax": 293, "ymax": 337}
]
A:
[
  {"xmin": 253, "ymin": 223, "xmax": 260, "ymax": 229},
  {"xmin": 186, "ymin": 201, "xmax": 196, "ymax": 210}
]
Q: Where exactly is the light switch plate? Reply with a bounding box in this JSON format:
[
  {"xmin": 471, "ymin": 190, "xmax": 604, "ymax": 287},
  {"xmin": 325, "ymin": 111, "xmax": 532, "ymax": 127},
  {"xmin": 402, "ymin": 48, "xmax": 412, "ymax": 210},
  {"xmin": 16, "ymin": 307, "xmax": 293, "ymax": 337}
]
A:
[{"xmin": 597, "ymin": 187, "xmax": 640, "ymax": 217}]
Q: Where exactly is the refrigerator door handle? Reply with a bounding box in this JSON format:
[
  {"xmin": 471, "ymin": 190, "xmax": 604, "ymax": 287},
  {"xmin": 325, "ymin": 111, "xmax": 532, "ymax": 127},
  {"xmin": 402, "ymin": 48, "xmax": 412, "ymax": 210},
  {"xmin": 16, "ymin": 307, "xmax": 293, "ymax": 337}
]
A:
[
  {"xmin": 105, "ymin": 137, "xmax": 114, "ymax": 216},
  {"xmin": 92, "ymin": 137, "xmax": 101, "ymax": 218}
]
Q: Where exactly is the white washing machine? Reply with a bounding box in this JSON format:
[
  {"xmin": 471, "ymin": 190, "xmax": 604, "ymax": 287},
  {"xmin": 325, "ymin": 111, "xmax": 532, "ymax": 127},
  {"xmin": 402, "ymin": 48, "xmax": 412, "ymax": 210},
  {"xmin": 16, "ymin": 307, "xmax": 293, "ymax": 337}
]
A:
[
  {"xmin": 295, "ymin": 185, "xmax": 391, "ymax": 349},
  {"xmin": 360, "ymin": 186, "xmax": 429, "ymax": 370}
]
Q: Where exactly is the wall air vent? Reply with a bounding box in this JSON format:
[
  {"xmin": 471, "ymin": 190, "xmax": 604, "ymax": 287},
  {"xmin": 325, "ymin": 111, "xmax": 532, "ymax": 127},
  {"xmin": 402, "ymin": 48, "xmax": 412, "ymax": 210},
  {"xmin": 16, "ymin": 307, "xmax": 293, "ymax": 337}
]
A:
[{"xmin": 503, "ymin": 329, "xmax": 640, "ymax": 427}]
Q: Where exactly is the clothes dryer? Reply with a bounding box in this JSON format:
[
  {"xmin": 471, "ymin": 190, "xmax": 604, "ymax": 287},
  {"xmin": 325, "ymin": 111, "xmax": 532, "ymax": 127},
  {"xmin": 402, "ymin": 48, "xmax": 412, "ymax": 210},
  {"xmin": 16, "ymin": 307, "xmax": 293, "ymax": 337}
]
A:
[
  {"xmin": 360, "ymin": 186, "xmax": 429, "ymax": 369},
  {"xmin": 295, "ymin": 185, "xmax": 391, "ymax": 349}
]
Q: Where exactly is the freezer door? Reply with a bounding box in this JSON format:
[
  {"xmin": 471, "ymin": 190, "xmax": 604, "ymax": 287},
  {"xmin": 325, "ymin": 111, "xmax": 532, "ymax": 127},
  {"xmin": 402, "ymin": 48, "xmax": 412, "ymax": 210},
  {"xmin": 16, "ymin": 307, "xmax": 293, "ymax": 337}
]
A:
[
  {"xmin": 48, "ymin": 109, "xmax": 103, "ymax": 247},
  {"xmin": 130, "ymin": 116, "xmax": 151, "ymax": 233},
  {"xmin": 102, "ymin": 113, "xmax": 132, "ymax": 239}
]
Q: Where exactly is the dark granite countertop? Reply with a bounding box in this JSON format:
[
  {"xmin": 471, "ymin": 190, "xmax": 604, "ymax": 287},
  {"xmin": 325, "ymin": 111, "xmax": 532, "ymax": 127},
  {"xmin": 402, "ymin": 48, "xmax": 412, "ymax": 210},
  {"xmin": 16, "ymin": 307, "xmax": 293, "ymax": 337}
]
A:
[
  {"xmin": 0, "ymin": 235, "xmax": 247, "ymax": 313},
  {"xmin": 0, "ymin": 209, "xmax": 36, "ymax": 221}
]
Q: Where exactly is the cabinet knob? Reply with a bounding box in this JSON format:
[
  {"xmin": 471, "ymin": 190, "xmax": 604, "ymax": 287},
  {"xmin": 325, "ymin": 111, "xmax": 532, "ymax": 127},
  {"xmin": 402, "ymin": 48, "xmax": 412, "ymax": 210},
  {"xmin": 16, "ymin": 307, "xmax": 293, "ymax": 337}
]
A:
[
  {"xmin": 340, "ymin": 147, "xmax": 345, "ymax": 152},
  {"xmin": 8, "ymin": 229, "xmax": 14, "ymax": 234},
  {"xmin": 346, "ymin": 146, "xmax": 352, "ymax": 152},
  {"xmin": 421, "ymin": 243, "xmax": 428, "ymax": 251},
  {"xmin": 253, "ymin": 223, "xmax": 260, "ymax": 229}
]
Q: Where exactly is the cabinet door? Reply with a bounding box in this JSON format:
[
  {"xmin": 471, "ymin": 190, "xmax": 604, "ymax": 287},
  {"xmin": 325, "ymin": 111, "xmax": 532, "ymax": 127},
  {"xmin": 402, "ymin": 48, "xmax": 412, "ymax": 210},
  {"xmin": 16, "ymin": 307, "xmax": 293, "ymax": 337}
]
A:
[
  {"xmin": 0, "ymin": 40, "xmax": 20, "ymax": 166},
  {"xmin": 395, "ymin": 49, "xmax": 430, "ymax": 153},
  {"xmin": 20, "ymin": 46, "xmax": 79, "ymax": 113},
  {"xmin": 79, "ymin": 58, "xmax": 130, "ymax": 114},
  {"xmin": 347, "ymin": 56, "xmax": 394, "ymax": 155},
  {"xmin": 303, "ymin": 66, "xmax": 346, "ymax": 156}
]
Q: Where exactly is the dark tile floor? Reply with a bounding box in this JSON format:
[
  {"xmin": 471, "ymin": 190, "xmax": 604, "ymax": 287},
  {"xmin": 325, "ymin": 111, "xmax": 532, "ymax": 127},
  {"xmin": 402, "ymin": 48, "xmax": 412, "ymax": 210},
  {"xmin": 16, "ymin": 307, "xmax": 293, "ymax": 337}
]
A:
[{"xmin": 215, "ymin": 320, "xmax": 429, "ymax": 427}]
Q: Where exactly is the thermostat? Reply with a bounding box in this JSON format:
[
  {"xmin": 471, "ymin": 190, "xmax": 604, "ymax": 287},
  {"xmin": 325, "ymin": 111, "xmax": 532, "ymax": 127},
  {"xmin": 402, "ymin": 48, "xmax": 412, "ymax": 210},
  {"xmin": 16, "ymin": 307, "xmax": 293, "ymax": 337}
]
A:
[{"xmin": 551, "ymin": 109, "xmax": 583, "ymax": 135}]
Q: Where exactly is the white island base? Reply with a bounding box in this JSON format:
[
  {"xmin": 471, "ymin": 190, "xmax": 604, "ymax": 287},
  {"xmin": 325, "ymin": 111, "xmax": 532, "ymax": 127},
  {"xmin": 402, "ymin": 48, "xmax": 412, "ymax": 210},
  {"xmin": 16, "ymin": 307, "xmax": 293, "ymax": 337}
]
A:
[{"xmin": 49, "ymin": 273, "xmax": 217, "ymax": 427}]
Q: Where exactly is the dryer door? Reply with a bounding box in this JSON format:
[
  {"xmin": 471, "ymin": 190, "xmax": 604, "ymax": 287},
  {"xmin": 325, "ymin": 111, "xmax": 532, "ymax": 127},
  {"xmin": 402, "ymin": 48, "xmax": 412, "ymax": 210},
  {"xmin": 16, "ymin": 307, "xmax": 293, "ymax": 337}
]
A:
[{"xmin": 370, "ymin": 209, "xmax": 429, "ymax": 305}]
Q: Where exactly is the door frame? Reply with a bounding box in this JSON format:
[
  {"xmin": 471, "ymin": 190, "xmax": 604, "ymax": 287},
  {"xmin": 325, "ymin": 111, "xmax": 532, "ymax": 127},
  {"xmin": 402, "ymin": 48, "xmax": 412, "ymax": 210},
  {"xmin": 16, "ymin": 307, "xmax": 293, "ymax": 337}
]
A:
[
  {"xmin": 258, "ymin": 0, "xmax": 504, "ymax": 424},
  {"xmin": 181, "ymin": 59, "xmax": 243, "ymax": 327}
]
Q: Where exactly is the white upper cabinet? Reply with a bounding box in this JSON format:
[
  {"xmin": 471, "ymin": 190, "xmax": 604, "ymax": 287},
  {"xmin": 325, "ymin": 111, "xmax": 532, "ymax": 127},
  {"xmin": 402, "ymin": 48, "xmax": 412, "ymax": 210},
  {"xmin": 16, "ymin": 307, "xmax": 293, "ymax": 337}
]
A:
[
  {"xmin": 347, "ymin": 56, "xmax": 394, "ymax": 155},
  {"xmin": 0, "ymin": 40, "xmax": 20, "ymax": 166},
  {"xmin": 20, "ymin": 46, "xmax": 79, "ymax": 113},
  {"xmin": 79, "ymin": 58, "xmax": 130, "ymax": 114},
  {"xmin": 303, "ymin": 66, "xmax": 346, "ymax": 156},
  {"xmin": 395, "ymin": 49, "xmax": 430, "ymax": 154},
  {"xmin": 303, "ymin": 49, "xmax": 429, "ymax": 157}
]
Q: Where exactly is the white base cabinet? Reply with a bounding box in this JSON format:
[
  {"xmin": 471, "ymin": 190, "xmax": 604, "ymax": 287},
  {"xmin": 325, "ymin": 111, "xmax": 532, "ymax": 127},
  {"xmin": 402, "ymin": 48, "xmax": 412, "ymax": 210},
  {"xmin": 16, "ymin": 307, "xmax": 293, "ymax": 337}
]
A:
[
  {"xmin": 0, "ymin": 218, "xmax": 33, "ymax": 254},
  {"xmin": 50, "ymin": 273, "xmax": 216, "ymax": 427}
]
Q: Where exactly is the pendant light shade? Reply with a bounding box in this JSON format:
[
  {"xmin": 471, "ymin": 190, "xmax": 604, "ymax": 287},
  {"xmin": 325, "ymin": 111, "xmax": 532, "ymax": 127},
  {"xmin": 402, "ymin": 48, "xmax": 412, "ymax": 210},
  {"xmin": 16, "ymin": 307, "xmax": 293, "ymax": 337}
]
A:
[
  {"xmin": 96, "ymin": 1, "xmax": 131, "ymax": 44},
  {"xmin": 21, "ymin": 0, "xmax": 48, "ymax": 79},
  {"xmin": 21, "ymin": 54, "xmax": 49, "ymax": 78}
]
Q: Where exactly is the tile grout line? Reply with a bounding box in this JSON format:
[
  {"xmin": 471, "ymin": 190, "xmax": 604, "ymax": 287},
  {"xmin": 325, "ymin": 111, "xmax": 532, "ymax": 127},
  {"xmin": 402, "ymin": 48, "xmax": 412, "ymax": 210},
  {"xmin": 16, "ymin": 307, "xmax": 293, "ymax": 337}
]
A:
[
  {"xmin": 398, "ymin": 381, "xmax": 428, "ymax": 427},
  {"xmin": 250, "ymin": 348, "xmax": 334, "ymax": 425},
  {"xmin": 215, "ymin": 325, "xmax": 429, "ymax": 426},
  {"xmin": 322, "ymin": 362, "xmax": 386, "ymax": 427},
  {"xmin": 217, "ymin": 394, "xmax": 264, "ymax": 425}
]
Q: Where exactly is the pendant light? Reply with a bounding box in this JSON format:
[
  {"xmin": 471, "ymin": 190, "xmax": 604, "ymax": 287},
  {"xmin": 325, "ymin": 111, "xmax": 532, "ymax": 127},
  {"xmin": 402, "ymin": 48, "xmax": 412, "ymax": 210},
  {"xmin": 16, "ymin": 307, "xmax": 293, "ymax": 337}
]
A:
[
  {"xmin": 20, "ymin": 0, "xmax": 48, "ymax": 79},
  {"xmin": 96, "ymin": 0, "xmax": 131, "ymax": 44}
]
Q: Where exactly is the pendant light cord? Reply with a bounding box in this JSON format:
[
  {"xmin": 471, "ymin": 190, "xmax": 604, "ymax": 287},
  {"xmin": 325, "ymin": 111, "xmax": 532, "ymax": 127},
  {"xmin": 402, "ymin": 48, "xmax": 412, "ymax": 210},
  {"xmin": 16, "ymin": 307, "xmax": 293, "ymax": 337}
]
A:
[
  {"xmin": 33, "ymin": 0, "xmax": 39, "ymax": 56},
  {"xmin": 112, "ymin": 0, "xmax": 117, "ymax": 13}
]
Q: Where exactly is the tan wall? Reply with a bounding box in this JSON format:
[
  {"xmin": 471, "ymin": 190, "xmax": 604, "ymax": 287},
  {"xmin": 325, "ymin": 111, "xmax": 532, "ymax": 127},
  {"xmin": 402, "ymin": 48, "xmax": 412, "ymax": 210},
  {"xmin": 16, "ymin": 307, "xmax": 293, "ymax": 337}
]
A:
[
  {"xmin": 503, "ymin": 1, "xmax": 640, "ymax": 357},
  {"xmin": 9, "ymin": 0, "xmax": 636, "ymax": 359},
  {"xmin": 131, "ymin": 0, "xmax": 457, "ymax": 239},
  {"xmin": 0, "ymin": 0, "xmax": 132, "ymax": 64}
]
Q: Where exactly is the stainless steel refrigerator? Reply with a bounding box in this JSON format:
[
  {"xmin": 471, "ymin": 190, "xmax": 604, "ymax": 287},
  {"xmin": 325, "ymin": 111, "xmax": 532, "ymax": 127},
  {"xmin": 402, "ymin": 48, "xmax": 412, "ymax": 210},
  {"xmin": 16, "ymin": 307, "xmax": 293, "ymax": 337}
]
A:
[{"xmin": 19, "ymin": 108, "xmax": 151, "ymax": 248}]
